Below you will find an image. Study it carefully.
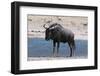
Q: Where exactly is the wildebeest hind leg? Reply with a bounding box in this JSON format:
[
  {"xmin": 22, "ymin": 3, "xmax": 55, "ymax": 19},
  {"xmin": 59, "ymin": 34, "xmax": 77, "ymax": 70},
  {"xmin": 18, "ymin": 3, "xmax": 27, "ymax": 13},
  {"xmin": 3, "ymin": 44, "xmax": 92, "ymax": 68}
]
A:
[
  {"xmin": 68, "ymin": 42, "xmax": 73, "ymax": 57},
  {"xmin": 70, "ymin": 47, "xmax": 73, "ymax": 57}
]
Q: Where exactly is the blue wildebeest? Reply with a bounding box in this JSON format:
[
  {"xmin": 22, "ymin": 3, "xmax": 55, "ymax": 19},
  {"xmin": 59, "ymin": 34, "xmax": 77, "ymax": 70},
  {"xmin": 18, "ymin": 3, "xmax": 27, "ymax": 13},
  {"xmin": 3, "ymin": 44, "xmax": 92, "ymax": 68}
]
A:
[{"xmin": 43, "ymin": 23, "xmax": 75, "ymax": 57}]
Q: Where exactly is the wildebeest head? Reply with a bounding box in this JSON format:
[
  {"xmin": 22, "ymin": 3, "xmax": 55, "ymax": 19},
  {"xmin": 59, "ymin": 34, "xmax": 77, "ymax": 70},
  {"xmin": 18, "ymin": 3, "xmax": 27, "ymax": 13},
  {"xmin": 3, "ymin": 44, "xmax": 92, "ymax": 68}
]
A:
[
  {"xmin": 45, "ymin": 28, "xmax": 52, "ymax": 40},
  {"xmin": 43, "ymin": 24, "xmax": 54, "ymax": 40},
  {"xmin": 43, "ymin": 23, "xmax": 62, "ymax": 40}
]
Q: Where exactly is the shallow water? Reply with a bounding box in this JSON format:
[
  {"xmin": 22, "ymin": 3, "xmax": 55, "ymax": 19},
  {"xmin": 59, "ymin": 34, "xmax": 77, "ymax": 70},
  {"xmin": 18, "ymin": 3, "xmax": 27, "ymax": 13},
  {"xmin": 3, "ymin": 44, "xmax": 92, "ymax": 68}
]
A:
[{"xmin": 28, "ymin": 38, "xmax": 88, "ymax": 58}]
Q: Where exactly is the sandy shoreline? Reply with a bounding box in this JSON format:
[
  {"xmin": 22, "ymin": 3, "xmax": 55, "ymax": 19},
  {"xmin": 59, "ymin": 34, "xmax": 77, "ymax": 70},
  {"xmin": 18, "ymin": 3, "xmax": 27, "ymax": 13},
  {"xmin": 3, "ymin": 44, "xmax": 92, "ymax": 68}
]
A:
[
  {"xmin": 28, "ymin": 34, "xmax": 87, "ymax": 40},
  {"xmin": 28, "ymin": 56, "xmax": 87, "ymax": 61}
]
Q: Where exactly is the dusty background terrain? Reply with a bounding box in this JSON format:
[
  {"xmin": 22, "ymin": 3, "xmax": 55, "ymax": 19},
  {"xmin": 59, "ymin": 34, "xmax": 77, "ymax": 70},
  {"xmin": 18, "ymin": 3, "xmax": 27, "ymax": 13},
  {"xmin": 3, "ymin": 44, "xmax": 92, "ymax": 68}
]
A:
[{"xmin": 27, "ymin": 15, "xmax": 88, "ymax": 40}]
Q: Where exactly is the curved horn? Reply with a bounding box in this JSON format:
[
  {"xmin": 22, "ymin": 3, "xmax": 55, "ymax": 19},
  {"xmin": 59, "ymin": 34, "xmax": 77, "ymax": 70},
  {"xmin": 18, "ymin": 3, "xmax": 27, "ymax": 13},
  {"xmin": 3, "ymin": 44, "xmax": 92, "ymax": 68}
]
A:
[
  {"xmin": 43, "ymin": 24, "xmax": 48, "ymax": 29},
  {"xmin": 49, "ymin": 26, "xmax": 55, "ymax": 30}
]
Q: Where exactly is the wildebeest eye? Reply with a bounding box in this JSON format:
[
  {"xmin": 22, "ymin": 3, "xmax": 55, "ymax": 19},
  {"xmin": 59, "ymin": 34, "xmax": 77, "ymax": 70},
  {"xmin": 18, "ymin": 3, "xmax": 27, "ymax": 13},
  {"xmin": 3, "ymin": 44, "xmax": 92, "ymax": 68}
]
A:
[{"xmin": 56, "ymin": 29, "xmax": 59, "ymax": 31}]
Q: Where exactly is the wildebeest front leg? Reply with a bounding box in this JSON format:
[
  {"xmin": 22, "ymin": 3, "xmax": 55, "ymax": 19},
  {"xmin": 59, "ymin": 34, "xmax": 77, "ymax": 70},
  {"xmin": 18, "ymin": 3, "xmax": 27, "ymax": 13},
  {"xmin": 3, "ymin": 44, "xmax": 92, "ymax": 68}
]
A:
[
  {"xmin": 57, "ymin": 42, "xmax": 60, "ymax": 57},
  {"xmin": 53, "ymin": 41, "xmax": 56, "ymax": 57}
]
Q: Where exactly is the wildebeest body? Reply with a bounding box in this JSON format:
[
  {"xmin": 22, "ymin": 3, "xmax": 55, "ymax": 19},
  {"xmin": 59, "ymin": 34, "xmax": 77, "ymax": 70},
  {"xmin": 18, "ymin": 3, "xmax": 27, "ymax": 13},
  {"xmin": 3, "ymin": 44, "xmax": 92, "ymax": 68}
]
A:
[
  {"xmin": 49, "ymin": 24, "xmax": 74, "ymax": 43},
  {"xmin": 44, "ymin": 23, "xmax": 75, "ymax": 57}
]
